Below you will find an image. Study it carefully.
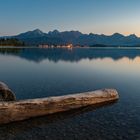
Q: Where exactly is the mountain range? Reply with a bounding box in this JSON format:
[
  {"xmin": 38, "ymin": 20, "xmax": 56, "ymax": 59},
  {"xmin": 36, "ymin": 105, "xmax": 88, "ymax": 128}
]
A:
[{"xmin": 2, "ymin": 29, "xmax": 140, "ymax": 46}]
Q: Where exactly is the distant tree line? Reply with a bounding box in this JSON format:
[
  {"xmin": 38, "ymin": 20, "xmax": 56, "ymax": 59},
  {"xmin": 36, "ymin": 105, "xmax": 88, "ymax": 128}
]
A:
[{"xmin": 0, "ymin": 38, "xmax": 25, "ymax": 46}]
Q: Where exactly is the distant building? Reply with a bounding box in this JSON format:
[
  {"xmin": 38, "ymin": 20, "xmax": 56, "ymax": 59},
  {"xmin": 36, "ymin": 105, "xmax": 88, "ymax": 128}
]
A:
[
  {"xmin": 67, "ymin": 44, "xmax": 73, "ymax": 48},
  {"xmin": 39, "ymin": 44, "xmax": 73, "ymax": 49},
  {"xmin": 39, "ymin": 45, "xmax": 49, "ymax": 48}
]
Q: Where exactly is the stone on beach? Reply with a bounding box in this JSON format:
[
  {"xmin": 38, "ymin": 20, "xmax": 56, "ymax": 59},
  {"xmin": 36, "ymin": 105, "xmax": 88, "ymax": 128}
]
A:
[{"xmin": 0, "ymin": 82, "xmax": 16, "ymax": 101}]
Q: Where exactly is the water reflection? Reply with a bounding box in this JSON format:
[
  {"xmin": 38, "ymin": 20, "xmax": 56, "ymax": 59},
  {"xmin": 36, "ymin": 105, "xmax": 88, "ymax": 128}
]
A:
[
  {"xmin": 1, "ymin": 48, "xmax": 140, "ymax": 63},
  {"xmin": 0, "ymin": 47, "xmax": 140, "ymax": 140},
  {"xmin": 0, "ymin": 102, "xmax": 117, "ymax": 140}
]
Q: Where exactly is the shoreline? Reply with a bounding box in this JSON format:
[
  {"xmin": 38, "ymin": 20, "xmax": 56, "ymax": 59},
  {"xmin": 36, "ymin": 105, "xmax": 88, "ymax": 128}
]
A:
[{"xmin": 1, "ymin": 46, "xmax": 140, "ymax": 49}]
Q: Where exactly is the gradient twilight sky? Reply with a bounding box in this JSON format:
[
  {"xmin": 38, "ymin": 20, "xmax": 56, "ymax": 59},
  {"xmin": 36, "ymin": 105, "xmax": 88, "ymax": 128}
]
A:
[{"xmin": 0, "ymin": 0, "xmax": 140, "ymax": 36}]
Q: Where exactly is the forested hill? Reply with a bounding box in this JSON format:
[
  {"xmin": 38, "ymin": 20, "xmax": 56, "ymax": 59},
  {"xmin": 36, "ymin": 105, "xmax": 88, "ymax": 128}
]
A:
[{"xmin": 0, "ymin": 38, "xmax": 25, "ymax": 46}]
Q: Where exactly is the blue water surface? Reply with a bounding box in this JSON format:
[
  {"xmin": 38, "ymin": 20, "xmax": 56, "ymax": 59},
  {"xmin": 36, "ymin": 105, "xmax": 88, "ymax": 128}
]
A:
[{"xmin": 0, "ymin": 48, "xmax": 139, "ymax": 140}]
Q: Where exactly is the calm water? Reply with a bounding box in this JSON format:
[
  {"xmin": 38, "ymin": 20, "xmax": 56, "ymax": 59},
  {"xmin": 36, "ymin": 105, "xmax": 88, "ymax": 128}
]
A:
[{"xmin": 0, "ymin": 47, "xmax": 140, "ymax": 140}]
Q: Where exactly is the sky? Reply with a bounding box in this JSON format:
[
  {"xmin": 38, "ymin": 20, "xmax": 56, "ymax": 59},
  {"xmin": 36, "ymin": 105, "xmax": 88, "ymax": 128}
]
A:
[{"xmin": 0, "ymin": 0, "xmax": 140, "ymax": 36}]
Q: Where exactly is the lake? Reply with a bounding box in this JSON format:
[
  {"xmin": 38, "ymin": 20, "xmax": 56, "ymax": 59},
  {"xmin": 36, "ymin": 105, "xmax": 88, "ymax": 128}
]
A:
[{"xmin": 0, "ymin": 47, "xmax": 140, "ymax": 140}]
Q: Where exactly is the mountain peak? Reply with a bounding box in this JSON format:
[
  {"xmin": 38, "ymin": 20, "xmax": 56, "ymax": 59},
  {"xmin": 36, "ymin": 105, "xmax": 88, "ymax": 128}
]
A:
[
  {"xmin": 112, "ymin": 33, "xmax": 124, "ymax": 37},
  {"xmin": 128, "ymin": 34, "xmax": 137, "ymax": 38},
  {"xmin": 48, "ymin": 30, "xmax": 60, "ymax": 35},
  {"xmin": 16, "ymin": 29, "xmax": 45, "ymax": 39},
  {"xmin": 32, "ymin": 29, "xmax": 44, "ymax": 34}
]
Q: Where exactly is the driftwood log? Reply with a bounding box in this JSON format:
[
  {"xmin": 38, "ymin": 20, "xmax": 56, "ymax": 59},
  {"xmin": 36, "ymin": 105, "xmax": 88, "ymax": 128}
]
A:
[{"xmin": 0, "ymin": 88, "xmax": 119, "ymax": 124}]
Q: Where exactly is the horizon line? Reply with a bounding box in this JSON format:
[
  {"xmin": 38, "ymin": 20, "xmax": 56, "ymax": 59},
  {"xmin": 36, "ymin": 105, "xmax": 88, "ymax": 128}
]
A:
[{"xmin": 0, "ymin": 28, "xmax": 139, "ymax": 38}]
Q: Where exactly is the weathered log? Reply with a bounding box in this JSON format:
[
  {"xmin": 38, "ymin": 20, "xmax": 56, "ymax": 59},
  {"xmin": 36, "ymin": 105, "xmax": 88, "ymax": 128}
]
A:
[
  {"xmin": 0, "ymin": 82, "xmax": 16, "ymax": 101},
  {"xmin": 0, "ymin": 89, "xmax": 119, "ymax": 124}
]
